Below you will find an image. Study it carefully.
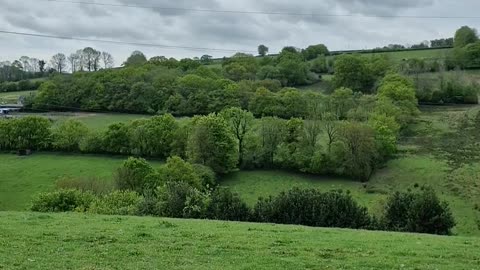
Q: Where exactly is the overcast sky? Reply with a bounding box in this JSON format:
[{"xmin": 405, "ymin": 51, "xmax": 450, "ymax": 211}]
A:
[{"xmin": 0, "ymin": 0, "xmax": 479, "ymax": 65}]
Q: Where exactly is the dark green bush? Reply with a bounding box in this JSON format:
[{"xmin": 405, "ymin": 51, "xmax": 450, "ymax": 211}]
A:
[
  {"xmin": 156, "ymin": 181, "xmax": 209, "ymax": 218},
  {"xmin": 114, "ymin": 157, "xmax": 154, "ymax": 194},
  {"xmin": 30, "ymin": 189, "xmax": 95, "ymax": 212},
  {"xmin": 253, "ymin": 188, "xmax": 371, "ymax": 229},
  {"xmin": 382, "ymin": 188, "xmax": 456, "ymax": 235},
  {"xmin": 207, "ymin": 188, "xmax": 250, "ymax": 221}
]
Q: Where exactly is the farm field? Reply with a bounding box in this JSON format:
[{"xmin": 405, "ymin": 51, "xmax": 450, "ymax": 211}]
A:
[
  {"xmin": 11, "ymin": 112, "xmax": 151, "ymax": 130},
  {"xmin": 358, "ymin": 48, "xmax": 451, "ymax": 61},
  {"xmin": 0, "ymin": 153, "xmax": 163, "ymax": 211},
  {"xmin": 0, "ymin": 90, "xmax": 35, "ymax": 104},
  {"xmin": 10, "ymin": 112, "xmax": 192, "ymax": 130},
  {"xmin": 1, "ymin": 211, "xmax": 479, "ymax": 270}
]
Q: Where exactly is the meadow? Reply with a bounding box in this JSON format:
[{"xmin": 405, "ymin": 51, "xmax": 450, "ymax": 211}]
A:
[
  {"xmin": 358, "ymin": 48, "xmax": 451, "ymax": 62},
  {"xmin": 0, "ymin": 211, "xmax": 479, "ymax": 269},
  {"xmin": 0, "ymin": 90, "xmax": 35, "ymax": 105},
  {"xmin": 0, "ymin": 153, "xmax": 164, "ymax": 211},
  {"xmin": 11, "ymin": 112, "xmax": 152, "ymax": 130}
]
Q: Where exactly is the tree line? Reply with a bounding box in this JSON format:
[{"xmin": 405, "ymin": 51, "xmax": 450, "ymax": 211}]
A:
[
  {"xmin": 1, "ymin": 72, "xmax": 416, "ymax": 181},
  {"xmin": 30, "ymin": 156, "xmax": 456, "ymax": 236}
]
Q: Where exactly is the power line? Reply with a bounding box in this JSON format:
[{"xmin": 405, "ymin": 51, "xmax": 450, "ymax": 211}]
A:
[
  {"xmin": 0, "ymin": 30, "xmax": 256, "ymax": 54},
  {"xmin": 40, "ymin": 0, "xmax": 480, "ymax": 19}
]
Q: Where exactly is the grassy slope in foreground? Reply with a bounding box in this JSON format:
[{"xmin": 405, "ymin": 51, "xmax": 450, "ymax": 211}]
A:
[{"xmin": 0, "ymin": 212, "xmax": 479, "ymax": 270}]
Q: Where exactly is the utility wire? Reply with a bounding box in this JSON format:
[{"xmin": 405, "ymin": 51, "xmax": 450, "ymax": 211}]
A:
[
  {"xmin": 40, "ymin": 0, "xmax": 480, "ymax": 19},
  {"xmin": 0, "ymin": 30, "xmax": 257, "ymax": 54}
]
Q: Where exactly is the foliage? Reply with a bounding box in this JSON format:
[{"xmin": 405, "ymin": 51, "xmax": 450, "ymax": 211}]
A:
[
  {"xmin": 339, "ymin": 122, "xmax": 378, "ymax": 181},
  {"xmin": 187, "ymin": 114, "xmax": 238, "ymax": 174},
  {"xmin": 207, "ymin": 188, "xmax": 251, "ymax": 221},
  {"xmin": 157, "ymin": 156, "xmax": 203, "ymax": 190},
  {"xmin": 114, "ymin": 157, "xmax": 155, "ymax": 194},
  {"xmin": 1, "ymin": 116, "xmax": 52, "ymax": 150},
  {"xmin": 454, "ymin": 26, "xmax": 478, "ymax": 48},
  {"xmin": 156, "ymin": 181, "xmax": 209, "ymax": 218},
  {"xmin": 302, "ymin": 44, "xmax": 329, "ymax": 61},
  {"xmin": 52, "ymin": 119, "xmax": 89, "ymax": 152},
  {"xmin": 333, "ymin": 54, "xmax": 373, "ymax": 92},
  {"xmin": 221, "ymin": 107, "xmax": 254, "ymax": 166},
  {"xmin": 253, "ymin": 188, "xmax": 371, "ymax": 229},
  {"xmin": 382, "ymin": 188, "xmax": 456, "ymax": 235},
  {"xmin": 124, "ymin": 51, "xmax": 148, "ymax": 66},
  {"xmin": 258, "ymin": 44, "xmax": 269, "ymax": 56},
  {"xmin": 55, "ymin": 176, "xmax": 114, "ymax": 195},
  {"xmin": 89, "ymin": 190, "xmax": 143, "ymax": 216},
  {"xmin": 30, "ymin": 189, "xmax": 95, "ymax": 212}
]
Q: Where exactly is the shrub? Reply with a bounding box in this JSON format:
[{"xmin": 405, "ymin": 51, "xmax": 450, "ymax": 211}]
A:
[
  {"xmin": 52, "ymin": 119, "xmax": 90, "ymax": 152},
  {"xmin": 193, "ymin": 164, "xmax": 216, "ymax": 189},
  {"xmin": 158, "ymin": 156, "xmax": 203, "ymax": 190},
  {"xmin": 89, "ymin": 191, "xmax": 142, "ymax": 216},
  {"xmin": 114, "ymin": 157, "xmax": 154, "ymax": 194},
  {"xmin": 253, "ymin": 188, "xmax": 371, "ymax": 229},
  {"xmin": 9, "ymin": 116, "xmax": 52, "ymax": 150},
  {"xmin": 31, "ymin": 189, "xmax": 95, "ymax": 212},
  {"xmin": 207, "ymin": 188, "xmax": 251, "ymax": 221},
  {"xmin": 156, "ymin": 181, "xmax": 208, "ymax": 218},
  {"xmin": 382, "ymin": 188, "xmax": 456, "ymax": 235},
  {"xmin": 55, "ymin": 176, "xmax": 114, "ymax": 195}
]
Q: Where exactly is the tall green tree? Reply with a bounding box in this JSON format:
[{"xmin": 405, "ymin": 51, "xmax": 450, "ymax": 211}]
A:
[
  {"xmin": 258, "ymin": 44, "xmax": 269, "ymax": 56},
  {"xmin": 124, "ymin": 51, "xmax": 147, "ymax": 67},
  {"xmin": 220, "ymin": 107, "xmax": 254, "ymax": 166},
  {"xmin": 339, "ymin": 122, "xmax": 378, "ymax": 181},
  {"xmin": 333, "ymin": 54, "xmax": 372, "ymax": 92},
  {"xmin": 187, "ymin": 114, "xmax": 238, "ymax": 174},
  {"xmin": 302, "ymin": 44, "xmax": 329, "ymax": 60},
  {"xmin": 454, "ymin": 26, "xmax": 478, "ymax": 48}
]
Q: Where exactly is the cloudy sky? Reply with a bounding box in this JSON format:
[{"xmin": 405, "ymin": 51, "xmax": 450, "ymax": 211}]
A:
[{"xmin": 0, "ymin": 0, "xmax": 479, "ymax": 66}]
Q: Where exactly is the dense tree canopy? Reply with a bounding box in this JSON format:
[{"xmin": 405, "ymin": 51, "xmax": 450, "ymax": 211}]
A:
[{"xmin": 454, "ymin": 26, "xmax": 478, "ymax": 48}]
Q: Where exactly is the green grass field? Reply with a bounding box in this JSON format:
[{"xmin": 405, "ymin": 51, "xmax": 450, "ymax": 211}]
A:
[
  {"xmin": 11, "ymin": 112, "xmax": 192, "ymax": 130},
  {"xmin": 358, "ymin": 48, "xmax": 451, "ymax": 62},
  {"xmin": 11, "ymin": 112, "xmax": 151, "ymax": 130},
  {"xmin": 0, "ymin": 153, "xmax": 162, "ymax": 211},
  {"xmin": 0, "ymin": 90, "xmax": 36, "ymax": 104},
  {"xmin": 0, "ymin": 212, "xmax": 479, "ymax": 270}
]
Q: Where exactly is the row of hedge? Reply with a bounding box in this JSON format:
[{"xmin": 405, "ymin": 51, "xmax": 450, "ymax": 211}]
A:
[
  {"xmin": 29, "ymin": 156, "xmax": 456, "ymax": 236},
  {"xmin": 31, "ymin": 183, "xmax": 456, "ymax": 236},
  {"xmin": 0, "ymin": 80, "xmax": 42, "ymax": 93}
]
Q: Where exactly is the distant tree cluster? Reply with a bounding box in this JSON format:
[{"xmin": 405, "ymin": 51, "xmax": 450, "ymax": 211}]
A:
[
  {"xmin": 0, "ymin": 58, "xmax": 47, "ymax": 83},
  {"xmin": 66, "ymin": 47, "xmax": 115, "ymax": 73}
]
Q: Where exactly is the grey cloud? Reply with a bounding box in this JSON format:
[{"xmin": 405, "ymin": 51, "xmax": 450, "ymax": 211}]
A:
[{"xmin": 0, "ymin": 0, "xmax": 474, "ymax": 63}]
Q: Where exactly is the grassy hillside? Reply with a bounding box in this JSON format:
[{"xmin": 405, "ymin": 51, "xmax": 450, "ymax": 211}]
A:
[
  {"xmin": 0, "ymin": 153, "xmax": 162, "ymax": 211},
  {"xmin": 359, "ymin": 48, "xmax": 451, "ymax": 62},
  {"xmin": 0, "ymin": 212, "xmax": 479, "ymax": 270}
]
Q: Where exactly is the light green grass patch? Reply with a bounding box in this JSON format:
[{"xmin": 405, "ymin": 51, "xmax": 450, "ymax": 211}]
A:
[
  {"xmin": 0, "ymin": 153, "xmax": 161, "ymax": 211},
  {"xmin": 0, "ymin": 211, "xmax": 479, "ymax": 269}
]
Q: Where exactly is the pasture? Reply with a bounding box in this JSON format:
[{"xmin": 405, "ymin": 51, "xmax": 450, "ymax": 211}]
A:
[
  {"xmin": 0, "ymin": 153, "xmax": 162, "ymax": 211},
  {"xmin": 11, "ymin": 112, "xmax": 151, "ymax": 130},
  {"xmin": 359, "ymin": 48, "xmax": 451, "ymax": 62},
  {"xmin": 0, "ymin": 211, "xmax": 479, "ymax": 269},
  {"xmin": 0, "ymin": 90, "xmax": 35, "ymax": 105}
]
